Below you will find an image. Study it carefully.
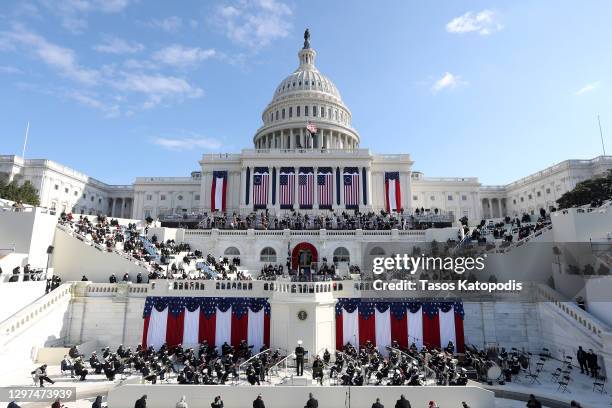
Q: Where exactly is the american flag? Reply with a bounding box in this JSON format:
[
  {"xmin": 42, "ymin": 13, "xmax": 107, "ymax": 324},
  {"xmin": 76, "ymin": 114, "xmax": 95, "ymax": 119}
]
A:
[
  {"xmin": 306, "ymin": 121, "xmax": 318, "ymax": 134},
  {"xmin": 317, "ymin": 167, "xmax": 333, "ymax": 209},
  {"xmin": 279, "ymin": 169, "xmax": 295, "ymax": 209},
  {"xmin": 343, "ymin": 168, "xmax": 360, "ymax": 208},
  {"xmin": 298, "ymin": 168, "xmax": 314, "ymax": 208},
  {"xmin": 253, "ymin": 169, "xmax": 269, "ymax": 209}
]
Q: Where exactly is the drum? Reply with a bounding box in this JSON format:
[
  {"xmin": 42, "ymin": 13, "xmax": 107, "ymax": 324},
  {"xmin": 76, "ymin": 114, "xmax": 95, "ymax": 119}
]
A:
[{"xmin": 485, "ymin": 362, "xmax": 502, "ymax": 381}]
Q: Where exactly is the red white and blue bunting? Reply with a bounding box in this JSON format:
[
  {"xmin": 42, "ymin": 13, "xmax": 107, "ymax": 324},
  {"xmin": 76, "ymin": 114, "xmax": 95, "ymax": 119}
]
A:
[
  {"xmin": 335, "ymin": 299, "xmax": 465, "ymax": 353},
  {"xmin": 142, "ymin": 297, "xmax": 271, "ymax": 351}
]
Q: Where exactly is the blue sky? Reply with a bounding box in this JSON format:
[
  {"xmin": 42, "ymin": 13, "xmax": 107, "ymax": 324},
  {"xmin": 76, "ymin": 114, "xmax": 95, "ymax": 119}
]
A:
[{"xmin": 1, "ymin": 0, "xmax": 611, "ymax": 185}]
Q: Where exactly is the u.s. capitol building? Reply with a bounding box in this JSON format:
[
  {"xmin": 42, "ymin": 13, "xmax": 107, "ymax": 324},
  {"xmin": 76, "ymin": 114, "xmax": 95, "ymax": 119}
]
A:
[{"xmin": 2, "ymin": 34, "xmax": 612, "ymax": 223}]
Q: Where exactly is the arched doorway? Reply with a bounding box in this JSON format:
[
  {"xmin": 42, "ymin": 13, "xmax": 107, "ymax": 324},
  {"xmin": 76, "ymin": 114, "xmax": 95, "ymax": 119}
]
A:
[{"xmin": 291, "ymin": 242, "xmax": 318, "ymax": 275}]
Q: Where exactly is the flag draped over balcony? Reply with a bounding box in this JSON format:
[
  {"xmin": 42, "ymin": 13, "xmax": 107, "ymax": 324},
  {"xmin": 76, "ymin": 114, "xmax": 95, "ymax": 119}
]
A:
[
  {"xmin": 335, "ymin": 299, "xmax": 464, "ymax": 353},
  {"xmin": 279, "ymin": 167, "xmax": 295, "ymax": 209},
  {"xmin": 298, "ymin": 167, "xmax": 314, "ymax": 209},
  {"xmin": 142, "ymin": 297, "xmax": 271, "ymax": 352},
  {"xmin": 253, "ymin": 167, "xmax": 269, "ymax": 209},
  {"xmin": 317, "ymin": 167, "xmax": 333, "ymax": 209},
  {"xmin": 343, "ymin": 167, "xmax": 360, "ymax": 209},
  {"xmin": 384, "ymin": 171, "xmax": 401, "ymax": 212},
  {"xmin": 211, "ymin": 170, "xmax": 227, "ymax": 212}
]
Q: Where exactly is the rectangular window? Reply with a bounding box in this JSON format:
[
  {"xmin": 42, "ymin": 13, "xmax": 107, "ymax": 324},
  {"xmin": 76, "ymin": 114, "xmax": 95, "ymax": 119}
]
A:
[
  {"xmin": 305, "ymin": 106, "xmax": 309, "ymax": 116},
  {"xmin": 54, "ymin": 184, "xmax": 59, "ymax": 190},
  {"xmin": 528, "ymin": 194, "xmax": 532, "ymax": 199},
  {"xmin": 430, "ymin": 196, "xmax": 435, "ymax": 201},
  {"xmin": 146, "ymin": 195, "xmax": 152, "ymax": 201},
  {"xmin": 297, "ymin": 106, "xmax": 301, "ymax": 117},
  {"xmin": 320, "ymin": 106, "xmax": 325, "ymax": 117},
  {"xmin": 413, "ymin": 195, "xmax": 418, "ymax": 201},
  {"xmin": 195, "ymin": 194, "xmax": 200, "ymax": 201},
  {"xmin": 90, "ymin": 196, "xmax": 94, "ymax": 202},
  {"xmin": 144, "ymin": 210, "xmax": 151, "ymax": 218},
  {"xmin": 546, "ymin": 188, "xmax": 551, "ymax": 194},
  {"xmin": 160, "ymin": 195, "xmax": 166, "ymax": 201},
  {"xmin": 275, "ymin": 111, "xmax": 279, "ymax": 120},
  {"xmin": 447, "ymin": 195, "xmax": 453, "ymax": 201},
  {"xmin": 64, "ymin": 187, "xmax": 69, "ymax": 193},
  {"xmin": 461, "ymin": 195, "xmax": 467, "ymax": 201},
  {"xmin": 537, "ymin": 191, "xmax": 541, "ymax": 197},
  {"xmin": 313, "ymin": 106, "xmax": 317, "ymax": 116},
  {"xmin": 270, "ymin": 113, "xmax": 273, "ymax": 122},
  {"xmin": 74, "ymin": 191, "xmax": 78, "ymax": 196},
  {"xmin": 282, "ymin": 109, "xmax": 285, "ymax": 119},
  {"xmin": 289, "ymin": 107, "xmax": 293, "ymax": 118}
]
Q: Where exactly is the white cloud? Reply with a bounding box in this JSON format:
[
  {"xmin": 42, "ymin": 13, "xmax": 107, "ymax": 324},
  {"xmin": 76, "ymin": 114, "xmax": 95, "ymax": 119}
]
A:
[
  {"xmin": 112, "ymin": 73, "xmax": 203, "ymax": 109},
  {"xmin": 146, "ymin": 16, "xmax": 183, "ymax": 33},
  {"xmin": 575, "ymin": 82, "xmax": 600, "ymax": 96},
  {"xmin": 3, "ymin": 25, "xmax": 99, "ymax": 84},
  {"xmin": 152, "ymin": 45, "xmax": 216, "ymax": 67},
  {"xmin": 0, "ymin": 25, "xmax": 206, "ymax": 116},
  {"xmin": 431, "ymin": 72, "xmax": 466, "ymax": 93},
  {"xmin": 213, "ymin": 0, "xmax": 293, "ymax": 49},
  {"xmin": 446, "ymin": 10, "xmax": 503, "ymax": 35},
  {"xmin": 94, "ymin": 36, "xmax": 144, "ymax": 54},
  {"xmin": 153, "ymin": 136, "xmax": 222, "ymax": 151},
  {"xmin": 42, "ymin": 0, "xmax": 132, "ymax": 34},
  {"xmin": 0, "ymin": 65, "xmax": 23, "ymax": 74}
]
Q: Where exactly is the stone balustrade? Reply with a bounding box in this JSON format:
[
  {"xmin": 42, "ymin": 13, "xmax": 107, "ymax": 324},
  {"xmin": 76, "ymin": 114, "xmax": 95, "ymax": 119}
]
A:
[{"xmin": 0, "ymin": 283, "xmax": 72, "ymax": 345}]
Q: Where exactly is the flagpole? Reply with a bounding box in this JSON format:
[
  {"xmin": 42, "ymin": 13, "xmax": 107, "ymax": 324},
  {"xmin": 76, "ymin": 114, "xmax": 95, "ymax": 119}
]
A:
[
  {"xmin": 598, "ymin": 115, "xmax": 606, "ymax": 156},
  {"xmin": 22, "ymin": 121, "xmax": 30, "ymax": 159}
]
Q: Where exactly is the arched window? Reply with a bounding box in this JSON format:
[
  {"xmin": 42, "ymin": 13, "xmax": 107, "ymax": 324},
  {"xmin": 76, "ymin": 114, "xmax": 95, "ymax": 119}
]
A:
[
  {"xmin": 260, "ymin": 247, "xmax": 277, "ymax": 262},
  {"xmin": 224, "ymin": 247, "xmax": 240, "ymax": 257},
  {"xmin": 333, "ymin": 247, "xmax": 350, "ymax": 264},
  {"xmin": 369, "ymin": 247, "xmax": 385, "ymax": 256}
]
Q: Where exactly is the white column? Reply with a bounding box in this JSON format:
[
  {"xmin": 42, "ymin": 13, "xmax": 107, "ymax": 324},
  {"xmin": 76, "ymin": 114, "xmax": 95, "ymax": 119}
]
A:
[
  {"xmin": 498, "ymin": 199, "xmax": 503, "ymax": 218},
  {"xmin": 365, "ymin": 166, "xmax": 372, "ymax": 209},
  {"xmin": 300, "ymin": 128, "xmax": 304, "ymax": 149},
  {"xmin": 289, "ymin": 129, "xmax": 293, "ymax": 149}
]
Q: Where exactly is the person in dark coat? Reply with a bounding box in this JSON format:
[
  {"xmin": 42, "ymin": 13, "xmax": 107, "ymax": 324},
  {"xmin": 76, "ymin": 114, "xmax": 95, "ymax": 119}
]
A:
[
  {"xmin": 134, "ymin": 395, "xmax": 147, "ymax": 408},
  {"xmin": 587, "ymin": 349, "xmax": 599, "ymax": 378},
  {"xmin": 92, "ymin": 396, "xmax": 103, "ymax": 408},
  {"xmin": 576, "ymin": 346, "xmax": 588, "ymax": 375},
  {"xmin": 305, "ymin": 393, "xmax": 318, "ymax": 408},
  {"xmin": 395, "ymin": 395, "xmax": 411, "ymax": 408},
  {"xmin": 210, "ymin": 396, "xmax": 223, "ymax": 408},
  {"xmin": 295, "ymin": 340, "xmax": 305, "ymax": 376},
  {"xmin": 7, "ymin": 401, "xmax": 21, "ymax": 408},
  {"xmin": 372, "ymin": 398, "xmax": 384, "ymax": 408},
  {"xmin": 253, "ymin": 394, "xmax": 265, "ymax": 408},
  {"xmin": 526, "ymin": 394, "xmax": 542, "ymax": 408}
]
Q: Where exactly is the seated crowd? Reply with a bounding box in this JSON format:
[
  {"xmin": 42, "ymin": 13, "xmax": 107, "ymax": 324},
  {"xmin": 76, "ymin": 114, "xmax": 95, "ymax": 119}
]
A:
[{"xmin": 190, "ymin": 208, "xmax": 451, "ymax": 231}]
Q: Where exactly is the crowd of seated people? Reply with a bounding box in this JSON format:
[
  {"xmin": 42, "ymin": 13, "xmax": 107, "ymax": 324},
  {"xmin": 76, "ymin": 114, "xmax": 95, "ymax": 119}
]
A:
[
  {"xmin": 191, "ymin": 209, "xmax": 451, "ymax": 231},
  {"xmin": 325, "ymin": 340, "xmax": 470, "ymax": 387},
  {"xmin": 39, "ymin": 341, "xmax": 287, "ymax": 387}
]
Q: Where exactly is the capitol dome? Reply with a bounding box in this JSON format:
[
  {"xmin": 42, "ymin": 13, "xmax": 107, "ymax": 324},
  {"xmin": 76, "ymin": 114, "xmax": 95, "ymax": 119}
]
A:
[{"xmin": 253, "ymin": 30, "xmax": 360, "ymax": 150}]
